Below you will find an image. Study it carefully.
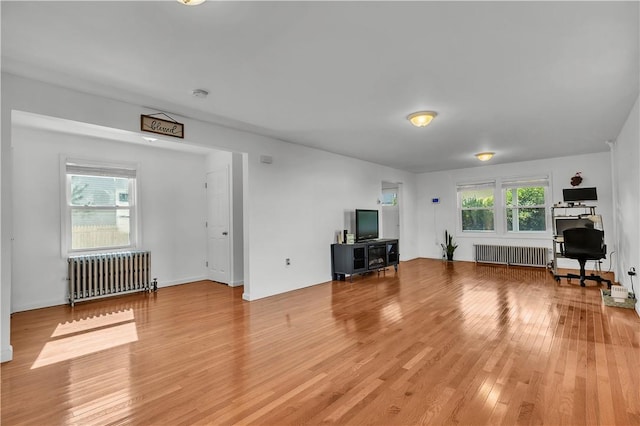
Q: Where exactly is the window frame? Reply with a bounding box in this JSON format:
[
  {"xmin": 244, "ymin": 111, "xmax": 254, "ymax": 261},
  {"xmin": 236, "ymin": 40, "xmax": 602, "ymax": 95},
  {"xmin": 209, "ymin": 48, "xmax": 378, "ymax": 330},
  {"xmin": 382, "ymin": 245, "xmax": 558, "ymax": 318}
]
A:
[
  {"xmin": 62, "ymin": 158, "xmax": 140, "ymax": 255},
  {"xmin": 457, "ymin": 180, "xmax": 497, "ymax": 234}
]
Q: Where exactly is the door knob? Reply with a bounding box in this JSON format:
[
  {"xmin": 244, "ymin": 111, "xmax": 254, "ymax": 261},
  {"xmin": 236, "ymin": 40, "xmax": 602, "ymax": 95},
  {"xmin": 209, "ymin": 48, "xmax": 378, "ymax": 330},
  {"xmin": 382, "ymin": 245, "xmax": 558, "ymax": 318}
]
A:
[{"xmin": 222, "ymin": 232, "xmax": 228, "ymax": 236}]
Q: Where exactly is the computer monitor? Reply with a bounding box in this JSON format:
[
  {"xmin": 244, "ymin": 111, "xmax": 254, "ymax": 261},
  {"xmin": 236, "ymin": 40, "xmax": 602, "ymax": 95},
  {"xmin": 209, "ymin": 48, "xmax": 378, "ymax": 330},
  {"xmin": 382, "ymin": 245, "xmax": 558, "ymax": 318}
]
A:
[
  {"xmin": 554, "ymin": 217, "xmax": 595, "ymax": 237},
  {"xmin": 563, "ymin": 187, "xmax": 597, "ymax": 203}
]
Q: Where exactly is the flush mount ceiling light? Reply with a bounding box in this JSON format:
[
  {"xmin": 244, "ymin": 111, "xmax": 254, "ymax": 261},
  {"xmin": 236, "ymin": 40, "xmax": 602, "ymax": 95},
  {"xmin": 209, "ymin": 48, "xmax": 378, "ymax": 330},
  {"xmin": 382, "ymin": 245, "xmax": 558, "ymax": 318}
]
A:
[
  {"xmin": 475, "ymin": 152, "xmax": 495, "ymax": 162},
  {"xmin": 407, "ymin": 111, "xmax": 437, "ymax": 128},
  {"xmin": 192, "ymin": 89, "xmax": 209, "ymax": 98},
  {"xmin": 176, "ymin": 0, "xmax": 206, "ymax": 5}
]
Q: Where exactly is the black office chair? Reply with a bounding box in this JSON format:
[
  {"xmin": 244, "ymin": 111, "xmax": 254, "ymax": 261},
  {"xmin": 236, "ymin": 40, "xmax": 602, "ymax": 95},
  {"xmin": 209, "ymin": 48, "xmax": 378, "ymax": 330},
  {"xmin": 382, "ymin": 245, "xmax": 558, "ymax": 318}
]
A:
[{"xmin": 556, "ymin": 227, "xmax": 611, "ymax": 288}]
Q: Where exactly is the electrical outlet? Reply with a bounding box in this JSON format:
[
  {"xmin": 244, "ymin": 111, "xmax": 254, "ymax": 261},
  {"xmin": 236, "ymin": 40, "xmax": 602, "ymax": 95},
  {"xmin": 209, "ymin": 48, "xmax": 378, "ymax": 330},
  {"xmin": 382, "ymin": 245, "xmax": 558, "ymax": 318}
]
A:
[{"xmin": 286, "ymin": 258, "xmax": 291, "ymax": 266}]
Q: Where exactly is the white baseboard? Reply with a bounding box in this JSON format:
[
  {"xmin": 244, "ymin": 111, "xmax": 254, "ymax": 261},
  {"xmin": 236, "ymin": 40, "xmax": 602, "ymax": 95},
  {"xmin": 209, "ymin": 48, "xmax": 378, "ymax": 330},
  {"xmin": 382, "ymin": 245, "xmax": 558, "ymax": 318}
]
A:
[
  {"xmin": 12, "ymin": 277, "xmax": 208, "ymax": 313},
  {"xmin": 158, "ymin": 276, "xmax": 208, "ymax": 288},
  {"xmin": 245, "ymin": 280, "xmax": 328, "ymax": 301},
  {"xmin": 13, "ymin": 297, "xmax": 68, "ymax": 313},
  {"xmin": 1, "ymin": 345, "xmax": 14, "ymax": 363},
  {"xmin": 229, "ymin": 280, "xmax": 244, "ymax": 287}
]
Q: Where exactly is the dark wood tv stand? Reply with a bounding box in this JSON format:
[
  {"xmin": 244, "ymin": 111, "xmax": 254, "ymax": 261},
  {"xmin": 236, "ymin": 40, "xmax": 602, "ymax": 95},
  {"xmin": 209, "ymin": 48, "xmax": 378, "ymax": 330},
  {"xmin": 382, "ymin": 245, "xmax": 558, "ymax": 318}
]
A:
[{"xmin": 331, "ymin": 239, "xmax": 399, "ymax": 281}]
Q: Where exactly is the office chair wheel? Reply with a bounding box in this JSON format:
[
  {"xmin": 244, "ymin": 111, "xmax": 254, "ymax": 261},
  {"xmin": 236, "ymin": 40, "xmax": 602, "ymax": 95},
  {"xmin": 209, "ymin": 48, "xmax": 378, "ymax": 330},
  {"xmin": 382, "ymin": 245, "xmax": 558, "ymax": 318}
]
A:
[{"xmin": 580, "ymin": 280, "xmax": 586, "ymax": 287}]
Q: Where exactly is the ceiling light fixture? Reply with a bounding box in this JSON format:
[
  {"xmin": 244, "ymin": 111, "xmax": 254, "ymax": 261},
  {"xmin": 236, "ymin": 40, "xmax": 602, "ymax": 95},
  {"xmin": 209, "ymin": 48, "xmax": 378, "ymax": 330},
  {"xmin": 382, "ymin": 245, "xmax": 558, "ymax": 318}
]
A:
[
  {"xmin": 176, "ymin": 0, "xmax": 206, "ymax": 5},
  {"xmin": 407, "ymin": 111, "xmax": 437, "ymax": 128},
  {"xmin": 475, "ymin": 152, "xmax": 495, "ymax": 162},
  {"xmin": 192, "ymin": 89, "xmax": 209, "ymax": 98}
]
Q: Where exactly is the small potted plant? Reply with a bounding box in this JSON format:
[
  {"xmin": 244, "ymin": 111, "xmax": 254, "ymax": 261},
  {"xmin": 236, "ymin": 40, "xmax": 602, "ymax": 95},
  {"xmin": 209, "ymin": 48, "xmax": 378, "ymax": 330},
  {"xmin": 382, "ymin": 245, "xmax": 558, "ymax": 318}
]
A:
[{"xmin": 441, "ymin": 230, "xmax": 458, "ymax": 261}]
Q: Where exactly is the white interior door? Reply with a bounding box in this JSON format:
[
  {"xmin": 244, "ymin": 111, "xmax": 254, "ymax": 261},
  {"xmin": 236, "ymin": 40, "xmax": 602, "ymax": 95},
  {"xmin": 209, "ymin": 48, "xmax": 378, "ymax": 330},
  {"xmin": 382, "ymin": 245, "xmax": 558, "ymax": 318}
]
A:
[{"xmin": 207, "ymin": 167, "xmax": 230, "ymax": 284}]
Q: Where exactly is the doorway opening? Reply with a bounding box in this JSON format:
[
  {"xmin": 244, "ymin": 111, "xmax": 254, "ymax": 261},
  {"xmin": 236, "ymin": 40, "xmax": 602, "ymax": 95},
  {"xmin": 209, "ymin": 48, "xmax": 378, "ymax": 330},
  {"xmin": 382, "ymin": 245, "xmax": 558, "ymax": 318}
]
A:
[{"xmin": 380, "ymin": 181, "xmax": 401, "ymax": 241}]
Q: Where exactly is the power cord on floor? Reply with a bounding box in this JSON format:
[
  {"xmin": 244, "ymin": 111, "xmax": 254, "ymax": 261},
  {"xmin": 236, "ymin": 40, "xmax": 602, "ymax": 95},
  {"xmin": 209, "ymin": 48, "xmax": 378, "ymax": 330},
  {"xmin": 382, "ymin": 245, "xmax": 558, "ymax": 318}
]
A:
[{"xmin": 607, "ymin": 251, "xmax": 615, "ymax": 272}]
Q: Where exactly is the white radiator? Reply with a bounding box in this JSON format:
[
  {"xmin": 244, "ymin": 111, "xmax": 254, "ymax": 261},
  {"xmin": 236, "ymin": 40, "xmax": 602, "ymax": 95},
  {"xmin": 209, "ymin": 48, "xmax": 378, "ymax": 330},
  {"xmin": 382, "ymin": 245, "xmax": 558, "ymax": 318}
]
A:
[
  {"xmin": 68, "ymin": 251, "xmax": 152, "ymax": 306},
  {"xmin": 474, "ymin": 244, "xmax": 548, "ymax": 268}
]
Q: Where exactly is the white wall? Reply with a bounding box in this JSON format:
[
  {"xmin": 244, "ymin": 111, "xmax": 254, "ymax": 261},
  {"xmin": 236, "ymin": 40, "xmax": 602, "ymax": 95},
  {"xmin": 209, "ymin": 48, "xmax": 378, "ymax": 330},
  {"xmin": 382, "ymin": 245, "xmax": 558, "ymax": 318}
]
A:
[
  {"xmin": 1, "ymin": 73, "xmax": 419, "ymax": 360},
  {"xmin": 611, "ymin": 95, "xmax": 639, "ymax": 316},
  {"xmin": 231, "ymin": 152, "xmax": 244, "ymax": 286},
  {"xmin": 0, "ymin": 2, "xmax": 10, "ymax": 362},
  {"xmin": 244, "ymin": 139, "xmax": 417, "ymax": 300},
  {"xmin": 417, "ymin": 152, "xmax": 614, "ymax": 270},
  {"xmin": 10, "ymin": 126, "xmax": 207, "ymax": 312}
]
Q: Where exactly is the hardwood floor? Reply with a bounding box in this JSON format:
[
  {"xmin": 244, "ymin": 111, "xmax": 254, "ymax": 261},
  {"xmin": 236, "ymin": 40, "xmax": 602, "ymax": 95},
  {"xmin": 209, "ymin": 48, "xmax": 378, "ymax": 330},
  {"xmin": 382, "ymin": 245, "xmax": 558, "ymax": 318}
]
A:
[{"xmin": 2, "ymin": 258, "xmax": 639, "ymax": 425}]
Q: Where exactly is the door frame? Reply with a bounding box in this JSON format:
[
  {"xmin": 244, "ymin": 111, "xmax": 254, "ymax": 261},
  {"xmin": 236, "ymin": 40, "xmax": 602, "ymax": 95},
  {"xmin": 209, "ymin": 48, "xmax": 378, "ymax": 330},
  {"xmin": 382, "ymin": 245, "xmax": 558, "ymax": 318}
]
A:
[{"xmin": 381, "ymin": 181, "xmax": 403, "ymax": 258}]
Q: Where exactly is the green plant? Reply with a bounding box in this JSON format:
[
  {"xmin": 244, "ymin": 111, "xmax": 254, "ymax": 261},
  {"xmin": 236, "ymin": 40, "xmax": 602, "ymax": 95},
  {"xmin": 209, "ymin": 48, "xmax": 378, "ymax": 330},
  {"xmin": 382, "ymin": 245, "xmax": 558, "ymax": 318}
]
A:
[{"xmin": 441, "ymin": 230, "xmax": 458, "ymax": 260}]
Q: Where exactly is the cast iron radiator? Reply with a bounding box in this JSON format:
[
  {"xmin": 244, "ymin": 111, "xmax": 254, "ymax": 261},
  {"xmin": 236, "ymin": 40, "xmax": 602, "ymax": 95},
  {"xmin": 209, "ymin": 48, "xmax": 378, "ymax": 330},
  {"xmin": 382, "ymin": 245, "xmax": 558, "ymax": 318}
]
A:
[
  {"xmin": 68, "ymin": 250, "xmax": 151, "ymax": 306},
  {"xmin": 473, "ymin": 244, "xmax": 548, "ymax": 268}
]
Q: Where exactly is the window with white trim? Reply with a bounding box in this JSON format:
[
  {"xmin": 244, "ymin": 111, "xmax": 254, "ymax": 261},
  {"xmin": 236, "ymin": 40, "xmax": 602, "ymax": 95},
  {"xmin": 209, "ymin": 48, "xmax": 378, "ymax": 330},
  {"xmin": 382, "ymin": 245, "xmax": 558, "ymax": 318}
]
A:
[
  {"xmin": 66, "ymin": 162, "xmax": 137, "ymax": 252},
  {"xmin": 503, "ymin": 176, "xmax": 549, "ymax": 233},
  {"xmin": 457, "ymin": 181, "xmax": 496, "ymax": 232}
]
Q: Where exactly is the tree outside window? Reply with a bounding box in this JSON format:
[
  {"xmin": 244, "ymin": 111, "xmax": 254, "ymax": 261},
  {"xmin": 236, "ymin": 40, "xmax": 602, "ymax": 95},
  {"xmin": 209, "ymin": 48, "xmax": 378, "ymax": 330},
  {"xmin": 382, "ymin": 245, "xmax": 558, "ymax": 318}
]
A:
[
  {"xmin": 505, "ymin": 186, "xmax": 547, "ymax": 232},
  {"xmin": 459, "ymin": 185, "xmax": 495, "ymax": 231}
]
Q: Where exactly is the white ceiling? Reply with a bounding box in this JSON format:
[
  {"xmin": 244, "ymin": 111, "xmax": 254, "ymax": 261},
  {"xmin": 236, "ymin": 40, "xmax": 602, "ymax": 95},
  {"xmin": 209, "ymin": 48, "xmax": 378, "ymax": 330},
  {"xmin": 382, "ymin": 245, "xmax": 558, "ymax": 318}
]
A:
[{"xmin": 2, "ymin": 1, "xmax": 638, "ymax": 173}]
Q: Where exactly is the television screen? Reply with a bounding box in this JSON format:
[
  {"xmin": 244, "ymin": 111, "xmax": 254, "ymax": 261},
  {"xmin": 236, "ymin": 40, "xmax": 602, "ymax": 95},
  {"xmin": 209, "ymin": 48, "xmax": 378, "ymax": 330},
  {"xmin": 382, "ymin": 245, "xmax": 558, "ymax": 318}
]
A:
[
  {"xmin": 563, "ymin": 187, "xmax": 597, "ymax": 202},
  {"xmin": 355, "ymin": 209, "xmax": 379, "ymax": 242}
]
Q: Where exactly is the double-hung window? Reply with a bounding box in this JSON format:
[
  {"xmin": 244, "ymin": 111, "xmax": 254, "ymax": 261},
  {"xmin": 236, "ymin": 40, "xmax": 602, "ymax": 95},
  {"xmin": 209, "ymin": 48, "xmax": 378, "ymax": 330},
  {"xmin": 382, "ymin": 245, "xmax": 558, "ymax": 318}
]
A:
[
  {"xmin": 65, "ymin": 161, "xmax": 137, "ymax": 252},
  {"xmin": 458, "ymin": 181, "xmax": 496, "ymax": 232},
  {"xmin": 502, "ymin": 176, "xmax": 549, "ymax": 232}
]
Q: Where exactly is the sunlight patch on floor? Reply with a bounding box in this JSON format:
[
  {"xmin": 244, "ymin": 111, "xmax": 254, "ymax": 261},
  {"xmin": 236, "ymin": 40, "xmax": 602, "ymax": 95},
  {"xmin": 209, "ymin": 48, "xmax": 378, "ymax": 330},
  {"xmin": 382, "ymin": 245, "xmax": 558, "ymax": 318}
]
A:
[
  {"xmin": 32, "ymin": 322, "xmax": 138, "ymax": 369},
  {"xmin": 52, "ymin": 309, "xmax": 135, "ymax": 337}
]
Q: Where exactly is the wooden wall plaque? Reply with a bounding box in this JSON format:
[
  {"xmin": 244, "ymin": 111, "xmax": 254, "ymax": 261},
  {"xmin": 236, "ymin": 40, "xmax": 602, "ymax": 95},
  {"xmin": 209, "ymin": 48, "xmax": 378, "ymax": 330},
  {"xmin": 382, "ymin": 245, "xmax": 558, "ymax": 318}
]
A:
[{"xmin": 141, "ymin": 114, "xmax": 184, "ymax": 139}]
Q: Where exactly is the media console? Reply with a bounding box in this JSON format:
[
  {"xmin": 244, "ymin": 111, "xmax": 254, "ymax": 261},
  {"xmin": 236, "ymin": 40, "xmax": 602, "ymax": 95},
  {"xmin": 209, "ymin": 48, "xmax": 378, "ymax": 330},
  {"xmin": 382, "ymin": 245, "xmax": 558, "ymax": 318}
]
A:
[{"xmin": 331, "ymin": 239, "xmax": 399, "ymax": 281}]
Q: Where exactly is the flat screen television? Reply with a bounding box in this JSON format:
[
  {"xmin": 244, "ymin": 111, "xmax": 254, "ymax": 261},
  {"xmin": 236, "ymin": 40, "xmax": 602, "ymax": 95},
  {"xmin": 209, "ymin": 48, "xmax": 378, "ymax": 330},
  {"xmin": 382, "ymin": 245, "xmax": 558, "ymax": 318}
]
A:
[
  {"xmin": 355, "ymin": 209, "xmax": 379, "ymax": 242},
  {"xmin": 563, "ymin": 187, "xmax": 597, "ymax": 203}
]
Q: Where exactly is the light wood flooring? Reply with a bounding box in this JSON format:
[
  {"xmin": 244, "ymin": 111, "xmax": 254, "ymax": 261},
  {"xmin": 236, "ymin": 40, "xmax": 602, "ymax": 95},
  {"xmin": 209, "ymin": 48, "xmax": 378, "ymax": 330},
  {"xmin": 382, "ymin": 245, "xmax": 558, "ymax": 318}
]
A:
[{"xmin": 2, "ymin": 259, "xmax": 639, "ymax": 425}]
